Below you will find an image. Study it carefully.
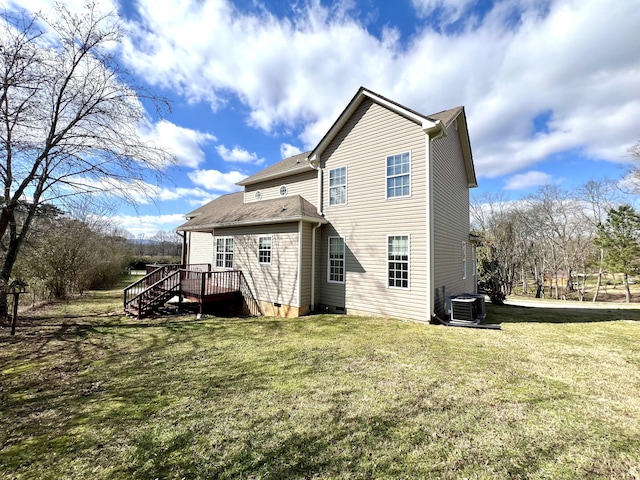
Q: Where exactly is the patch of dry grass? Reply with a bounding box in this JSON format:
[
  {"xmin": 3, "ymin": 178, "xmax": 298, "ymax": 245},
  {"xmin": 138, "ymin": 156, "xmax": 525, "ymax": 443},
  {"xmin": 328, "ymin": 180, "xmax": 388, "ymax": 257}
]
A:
[{"xmin": 1, "ymin": 284, "xmax": 639, "ymax": 479}]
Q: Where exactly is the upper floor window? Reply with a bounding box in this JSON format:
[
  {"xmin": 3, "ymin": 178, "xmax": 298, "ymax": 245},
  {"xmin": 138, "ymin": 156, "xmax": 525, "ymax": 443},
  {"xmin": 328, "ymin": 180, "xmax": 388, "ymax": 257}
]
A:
[
  {"xmin": 388, "ymin": 235, "xmax": 409, "ymax": 289},
  {"xmin": 386, "ymin": 152, "xmax": 411, "ymax": 198},
  {"xmin": 329, "ymin": 167, "xmax": 347, "ymax": 205},
  {"xmin": 328, "ymin": 236, "xmax": 345, "ymax": 283},
  {"xmin": 216, "ymin": 237, "xmax": 234, "ymax": 269},
  {"xmin": 279, "ymin": 185, "xmax": 288, "ymax": 196},
  {"xmin": 258, "ymin": 236, "xmax": 272, "ymax": 264},
  {"xmin": 254, "ymin": 190, "xmax": 262, "ymax": 201}
]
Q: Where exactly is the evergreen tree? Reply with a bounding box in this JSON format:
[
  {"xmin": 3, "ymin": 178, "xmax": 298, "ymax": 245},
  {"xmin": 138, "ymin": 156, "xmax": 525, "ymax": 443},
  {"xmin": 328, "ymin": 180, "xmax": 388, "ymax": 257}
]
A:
[{"xmin": 594, "ymin": 205, "xmax": 640, "ymax": 302}]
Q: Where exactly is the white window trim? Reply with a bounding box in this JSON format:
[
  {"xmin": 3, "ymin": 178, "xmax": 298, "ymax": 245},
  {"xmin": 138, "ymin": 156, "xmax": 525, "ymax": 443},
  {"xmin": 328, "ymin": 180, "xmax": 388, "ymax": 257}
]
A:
[
  {"xmin": 279, "ymin": 185, "xmax": 288, "ymax": 197},
  {"xmin": 327, "ymin": 236, "xmax": 345, "ymax": 284},
  {"xmin": 329, "ymin": 166, "xmax": 348, "ymax": 206},
  {"xmin": 462, "ymin": 241, "xmax": 467, "ymax": 280},
  {"xmin": 387, "ymin": 234, "xmax": 410, "ymax": 290},
  {"xmin": 385, "ymin": 151, "xmax": 411, "ymax": 199},
  {"xmin": 472, "ymin": 244, "xmax": 476, "ymax": 277},
  {"xmin": 215, "ymin": 237, "xmax": 234, "ymax": 269},
  {"xmin": 258, "ymin": 235, "xmax": 272, "ymax": 265}
]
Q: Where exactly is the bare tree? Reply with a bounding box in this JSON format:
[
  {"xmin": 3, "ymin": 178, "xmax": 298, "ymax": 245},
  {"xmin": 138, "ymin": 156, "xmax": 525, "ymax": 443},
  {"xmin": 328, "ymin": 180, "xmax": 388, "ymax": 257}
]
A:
[
  {"xmin": 471, "ymin": 193, "xmax": 522, "ymax": 296},
  {"xmin": 0, "ymin": 2, "xmax": 174, "ymax": 315},
  {"xmin": 526, "ymin": 186, "xmax": 591, "ymax": 300}
]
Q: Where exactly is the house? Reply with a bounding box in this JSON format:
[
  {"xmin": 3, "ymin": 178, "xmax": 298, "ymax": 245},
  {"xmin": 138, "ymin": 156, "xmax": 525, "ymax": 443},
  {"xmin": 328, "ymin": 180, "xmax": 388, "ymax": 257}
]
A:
[{"xmin": 176, "ymin": 87, "xmax": 478, "ymax": 322}]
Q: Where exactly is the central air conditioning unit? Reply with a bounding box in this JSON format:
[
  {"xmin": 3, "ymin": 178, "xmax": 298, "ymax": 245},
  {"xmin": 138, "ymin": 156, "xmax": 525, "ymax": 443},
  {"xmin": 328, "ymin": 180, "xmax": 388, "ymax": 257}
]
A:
[
  {"xmin": 462, "ymin": 293, "xmax": 487, "ymax": 320},
  {"xmin": 446, "ymin": 294, "xmax": 488, "ymax": 323},
  {"xmin": 450, "ymin": 297, "xmax": 477, "ymax": 322}
]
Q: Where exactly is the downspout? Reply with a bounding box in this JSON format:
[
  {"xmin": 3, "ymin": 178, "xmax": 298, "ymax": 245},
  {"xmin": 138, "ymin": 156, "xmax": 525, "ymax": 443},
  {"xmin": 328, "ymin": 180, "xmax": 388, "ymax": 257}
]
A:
[
  {"xmin": 310, "ymin": 221, "xmax": 322, "ymax": 311},
  {"xmin": 176, "ymin": 231, "xmax": 187, "ymax": 265},
  {"xmin": 308, "ymin": 153, "xmax": 324, "ymax": 312},
  {"xmin": 298, "ymin": 220, "xmax": 303, "ymax": 311},
  {"xmin": 423, "ymin": 119, "xmax": 446, "ymax": 321}
]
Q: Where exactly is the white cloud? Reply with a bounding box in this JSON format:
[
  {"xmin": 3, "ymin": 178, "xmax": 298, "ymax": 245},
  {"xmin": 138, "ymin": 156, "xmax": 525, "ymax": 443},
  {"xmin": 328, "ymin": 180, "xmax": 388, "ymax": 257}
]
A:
[
  {"xmin": 280, "ymin": 143, "xmax": 303, "ymax": 159},
  {"xmin": 187, "ymin": 169, "xmax": 246, "ymax": 192},
  {"xmin": 504, "ymin": 170, "xmax": 554, "ymax": 190},
  {"xmin": 216, "ymin": 145, "xmax": 264, "ymax": 165},
  {"xmin": 68, "ymin": 177, "xmax": 221, "ymax": 206},
  {"xmin": 140, "ymin": 119, "xmax": 216, "ymax": 169},
  {"xmin": 119, "ymin": 0, "xmax": 640, "ymax": 179},
  {"xmin": 3, "ymin": 0, "xmax": 119, "ymax": 14},
  {"xmin": 109, "ymin": 213, "xmax": 188, "ymax": 237},
  {"xmin": 411, "ymin": 0, "xmax": 479, "ymax": 26}
]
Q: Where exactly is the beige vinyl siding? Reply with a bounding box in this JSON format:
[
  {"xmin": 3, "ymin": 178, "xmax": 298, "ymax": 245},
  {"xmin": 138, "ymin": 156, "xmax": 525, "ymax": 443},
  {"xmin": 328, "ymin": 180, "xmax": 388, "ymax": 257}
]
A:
[
  {"xmin": 244, "ymin": 169, "xmax": 318, "ymax": 206},
  {"xmin": 215, "ymin": 224, "xmax": 301, "ymax": 308},
  {"xmin": 432, "ymin": 122, "xmax": 476, "ymax": 296},
  {"xmin": 188, "ymin": 231, "xmax": 213, "ymax": 265},
  {"xmin": 318, "ymin": 99, "xmax": 429, "ymax": 322}
]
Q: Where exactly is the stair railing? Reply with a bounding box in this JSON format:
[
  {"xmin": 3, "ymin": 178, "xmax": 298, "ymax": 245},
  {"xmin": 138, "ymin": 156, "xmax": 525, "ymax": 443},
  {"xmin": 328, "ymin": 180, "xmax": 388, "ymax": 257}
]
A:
[{"xmin": 127, "ymin": 269, "xmax": 182, "ymax": 319}]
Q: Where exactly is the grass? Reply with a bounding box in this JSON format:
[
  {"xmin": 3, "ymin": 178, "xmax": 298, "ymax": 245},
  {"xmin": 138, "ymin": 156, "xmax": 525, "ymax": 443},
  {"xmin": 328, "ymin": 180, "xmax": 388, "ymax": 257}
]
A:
[{"xmin": 1, "ymin": 278, "xmax": 640, "ymax": 479}]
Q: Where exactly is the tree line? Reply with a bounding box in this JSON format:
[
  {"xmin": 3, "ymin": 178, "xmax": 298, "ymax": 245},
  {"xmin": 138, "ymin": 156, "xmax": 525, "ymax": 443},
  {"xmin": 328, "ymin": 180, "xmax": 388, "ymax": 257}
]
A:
[
  {"xmin": 472, "ymin": 179, "xmax": 640, "ymax": 303},
  {"xmin": 9, "ymin": 202, "xmax": 181, "ymax": 304}
]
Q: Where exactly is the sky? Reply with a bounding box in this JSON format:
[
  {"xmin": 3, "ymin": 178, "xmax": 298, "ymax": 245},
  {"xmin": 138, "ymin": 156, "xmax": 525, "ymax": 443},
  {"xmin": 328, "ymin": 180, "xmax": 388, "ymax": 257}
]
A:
[{"xmin": 5, "ymin": 0, "xmax": 640, "ymax": 236}]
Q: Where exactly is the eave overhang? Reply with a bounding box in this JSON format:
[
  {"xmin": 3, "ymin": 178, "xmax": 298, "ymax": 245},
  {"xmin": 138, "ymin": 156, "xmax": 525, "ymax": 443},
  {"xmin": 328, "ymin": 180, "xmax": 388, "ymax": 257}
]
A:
[
  {"xmin": 177, "ymin": 215, "xmax": 328, "ymax": 232},
  {"xmin": 236, "ymin": 163, "xmax": 312, "ymax": 187}
]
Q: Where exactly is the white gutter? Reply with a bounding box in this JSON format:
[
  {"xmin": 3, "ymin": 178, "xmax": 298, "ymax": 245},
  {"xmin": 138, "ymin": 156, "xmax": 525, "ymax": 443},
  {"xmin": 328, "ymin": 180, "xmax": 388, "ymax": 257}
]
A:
[{"xmin": 178, "ymin": 215, "xmax": 327, "ymax": 232}]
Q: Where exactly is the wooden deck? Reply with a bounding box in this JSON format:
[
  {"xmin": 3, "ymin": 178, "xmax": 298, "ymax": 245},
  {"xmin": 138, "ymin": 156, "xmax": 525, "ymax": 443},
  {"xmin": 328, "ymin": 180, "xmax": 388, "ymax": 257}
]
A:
[
  {"xmin": 181, "ymin": 278, "xmax": 241, "ymax": 302},
  {"xmin": 124, "ymin": 266, "xmax": 248, "ymax": 318},
  {"xmin": 178, "ymin": 270, "xmax": 243, "ymax": 313}
]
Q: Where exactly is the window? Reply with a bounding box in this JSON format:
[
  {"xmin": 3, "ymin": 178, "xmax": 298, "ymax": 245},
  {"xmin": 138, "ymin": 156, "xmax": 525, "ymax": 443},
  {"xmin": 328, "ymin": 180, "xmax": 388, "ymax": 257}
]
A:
[
  {"xmin": 258, "ymin": 236, "xmax": 272, "ymax": 264},
  {"xmin": 254, "ymin": 190, "xmax": 262, "ymax": 201},
  {"xmin": 329, "ymin": 167, "xmax": 347, "ymax": 205},
  {"xmin": 462, "ymin": 242, "xmax": 467, "ymax": 279},
  {"xmin": 216, "ymin": 237, "xmax": 234, "ymax": 269},
  {"xmin": 388, "ymin": 235, "xmax": 409, "ymax": 288},
  {"xmin": 386, "ymin": 152, "xmax": 411, "ymax": 198},
  {"xmin": 328, "ymin": 237, "xmax": 345, "ymax": 283},
  {"xmin": 279, "ymin": 185, "xmax": 288, "ymax": 196}
]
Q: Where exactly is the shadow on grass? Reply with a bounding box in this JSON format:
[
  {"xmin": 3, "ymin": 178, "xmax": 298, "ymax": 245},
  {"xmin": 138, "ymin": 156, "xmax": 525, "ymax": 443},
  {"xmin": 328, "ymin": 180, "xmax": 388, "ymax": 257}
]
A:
[
  {"xmin": 488, "ymin": 303, "xmax": 640, "ymax": 324},
  {"xmin": 3, "ymin": 311, "xmax": 640, "ymax": 478}
]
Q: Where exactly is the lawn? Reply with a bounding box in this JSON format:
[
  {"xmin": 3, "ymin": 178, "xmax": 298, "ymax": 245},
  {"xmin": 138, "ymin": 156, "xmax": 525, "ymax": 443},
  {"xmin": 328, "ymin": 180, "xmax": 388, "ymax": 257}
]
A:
[{"xmin": 1, "ymin": 280, "xmax": 639, "ymax": 479}]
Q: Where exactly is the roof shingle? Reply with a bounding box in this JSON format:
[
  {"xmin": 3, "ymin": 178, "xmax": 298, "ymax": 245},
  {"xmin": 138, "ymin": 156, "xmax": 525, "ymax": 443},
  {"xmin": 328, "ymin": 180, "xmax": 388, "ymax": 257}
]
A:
[{"xmin": 177, "ymin": 192, "xmax": 325, "ymax": 231}]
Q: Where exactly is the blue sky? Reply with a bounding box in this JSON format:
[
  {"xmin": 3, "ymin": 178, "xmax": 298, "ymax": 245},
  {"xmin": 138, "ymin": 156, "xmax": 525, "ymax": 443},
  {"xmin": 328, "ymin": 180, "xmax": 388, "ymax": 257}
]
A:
[{"xmin": 6, "ymin": 0, "xmax": 640, "ymax": 236}]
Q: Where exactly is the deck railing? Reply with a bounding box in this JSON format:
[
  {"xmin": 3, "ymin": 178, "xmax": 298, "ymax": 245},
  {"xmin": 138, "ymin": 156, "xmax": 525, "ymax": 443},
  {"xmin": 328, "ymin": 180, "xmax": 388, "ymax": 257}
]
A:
[
  {"xmin": 180, "ymin": 269, "xmax": 242, "ymax": 299},
  {"xmin": 124, "ymin": 265, "xmax": 259, "ymax": 318},
  {"xmin": 238, "ymin": 271, "xmax": 261, "ymax": 316},
  {"xmin": 125, "ymin": 264, "xmax": 212, "ymax": 310}
]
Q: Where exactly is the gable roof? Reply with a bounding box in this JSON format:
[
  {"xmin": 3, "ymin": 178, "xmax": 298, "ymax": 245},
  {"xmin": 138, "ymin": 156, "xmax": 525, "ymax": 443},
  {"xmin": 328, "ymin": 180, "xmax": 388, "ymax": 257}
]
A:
[
  {"xmin": 235, "ymin": 87, "xmax": 477, "ymax": 189},
  {"xmin": 309, "ymin": 87, "xmax": 444, "ymax": 161},
  {"xmin": 176, "ymin": 192, "xmax": 326, "ymax": 231}
]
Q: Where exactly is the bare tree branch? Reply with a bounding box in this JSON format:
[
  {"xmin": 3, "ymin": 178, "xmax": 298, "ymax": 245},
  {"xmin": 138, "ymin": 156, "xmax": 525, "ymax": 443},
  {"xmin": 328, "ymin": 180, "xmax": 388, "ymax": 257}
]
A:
[{"xmin": 0, "ymin": 1, "xmax": 175, "ymax": 315}]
